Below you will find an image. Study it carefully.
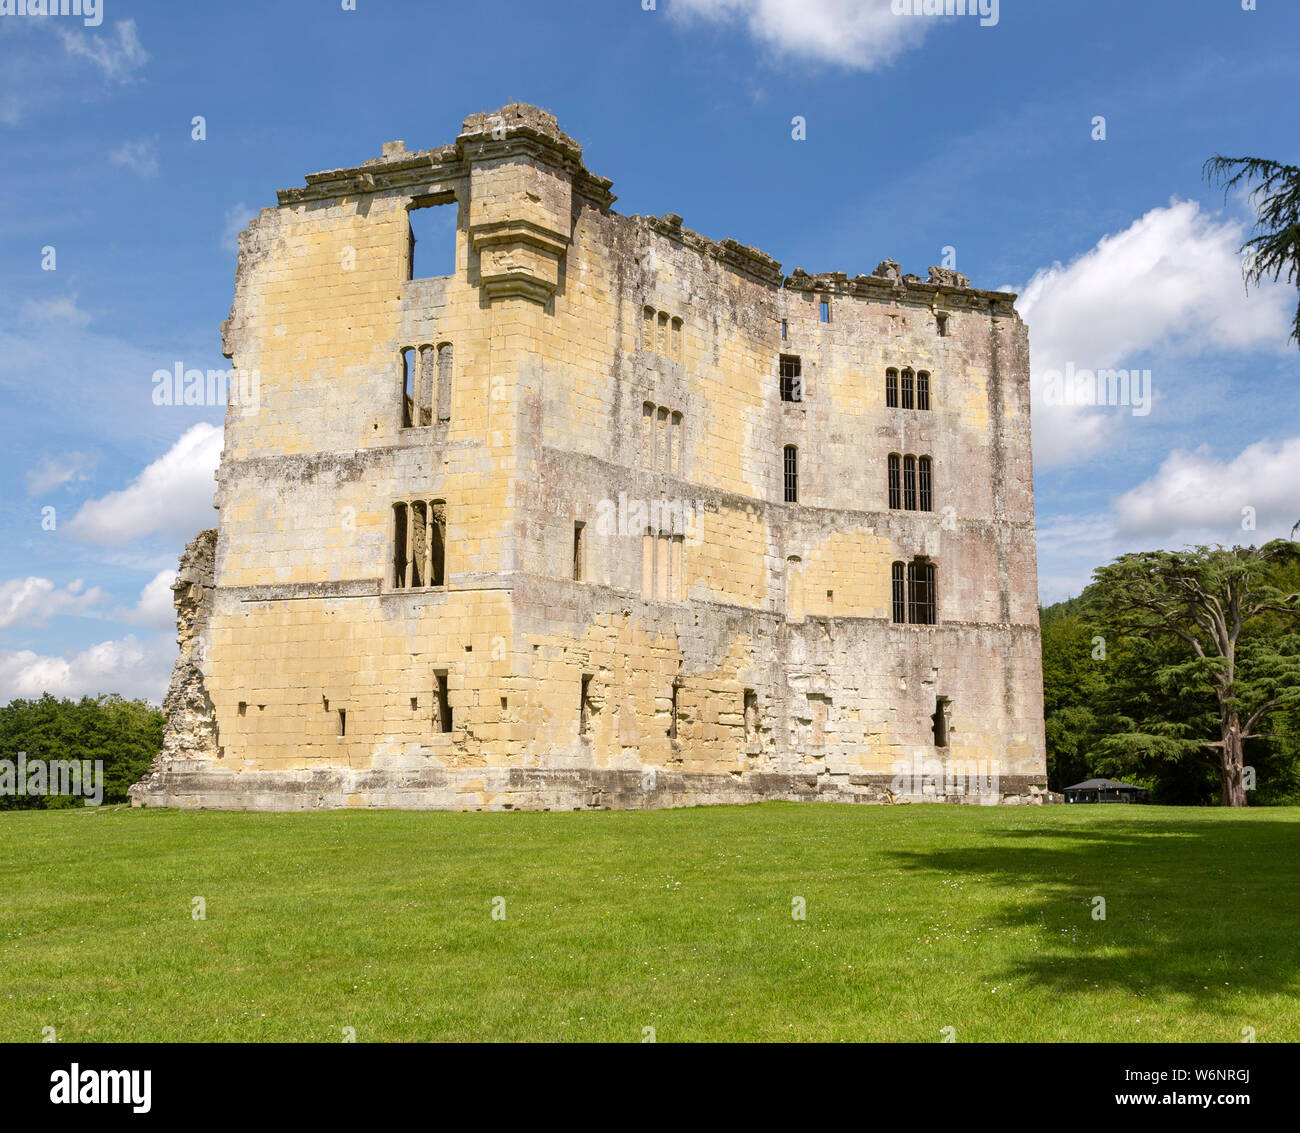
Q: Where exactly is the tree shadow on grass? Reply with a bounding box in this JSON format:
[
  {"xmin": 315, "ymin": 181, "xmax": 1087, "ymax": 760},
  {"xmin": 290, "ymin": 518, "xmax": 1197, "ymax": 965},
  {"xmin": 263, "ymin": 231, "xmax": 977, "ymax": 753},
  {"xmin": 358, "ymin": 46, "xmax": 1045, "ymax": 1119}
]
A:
[{"xmin": 881, "ymin": 810, "xmax": 1300, "ymax": 1009}]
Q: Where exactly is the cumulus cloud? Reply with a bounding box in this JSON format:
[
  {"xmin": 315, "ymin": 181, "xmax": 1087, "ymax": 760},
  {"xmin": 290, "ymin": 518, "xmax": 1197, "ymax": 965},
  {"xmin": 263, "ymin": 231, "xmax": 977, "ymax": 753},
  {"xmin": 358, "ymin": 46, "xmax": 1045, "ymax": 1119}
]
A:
[
  {"xmin": 109, "ymin": 137, "xmax": 158, "ymax": 179},
  {"xmin": 57, "ymin": 19, "xmax": 149, "ymax": 82},
  {"xmin": 64, "ymin": 423, "xmax": 222, "ymax": 545},
  {"xmin": 669, "ymin": 0, "xmax": 933, "ymax": 71},
  {"xmin": 25, "ymin": 451, "xmax": 95, "ymax": 496},
  {"xmin": 1017, "ymin": 200, "xmax": 1293, "ymax": 466},
  {"xmin": 113, "ymin": 570, "xmax": 177, "ymax": 632},
  {"xmin": 0, "ymin": 577, "xmax": 105, "ymax": 630},
  {"xmin": 0, "ymin": 634, "xmax": 172, "ymax": 705},
  {"xmin": 1114, "ymin": 437, "xmax": 1300, "ymax": 543}
]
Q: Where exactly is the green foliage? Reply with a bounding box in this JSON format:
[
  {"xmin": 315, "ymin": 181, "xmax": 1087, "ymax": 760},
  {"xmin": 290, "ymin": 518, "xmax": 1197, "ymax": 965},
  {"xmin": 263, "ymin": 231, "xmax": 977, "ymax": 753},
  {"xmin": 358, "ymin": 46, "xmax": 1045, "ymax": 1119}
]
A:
[
  {"xmin": 0, "ymin": 694, "xmax": 163, "ymax": 810},
  {"xmin": 1041, "ymin": 540, "xmax": 1300, "ymax": 805},
  {"xmin": 1204, "ymin": 155, "xmax": 1300, "ymax": 347}
]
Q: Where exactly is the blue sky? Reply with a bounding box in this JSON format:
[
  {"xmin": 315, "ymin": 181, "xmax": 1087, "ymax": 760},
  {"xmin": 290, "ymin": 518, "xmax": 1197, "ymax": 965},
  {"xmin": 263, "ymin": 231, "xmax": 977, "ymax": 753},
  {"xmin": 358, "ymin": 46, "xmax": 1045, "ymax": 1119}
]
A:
[{"xmin": 1, "ymin": 0, "xmax": 1297, "ymax": 703}]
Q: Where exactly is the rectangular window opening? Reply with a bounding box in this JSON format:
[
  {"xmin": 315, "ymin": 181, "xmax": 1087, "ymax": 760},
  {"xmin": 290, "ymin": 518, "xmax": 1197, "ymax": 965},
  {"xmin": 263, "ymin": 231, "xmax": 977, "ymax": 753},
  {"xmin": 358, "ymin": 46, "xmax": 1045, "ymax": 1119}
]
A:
[
  {"xmin": 573, "ymin": 521, "xmax": 585, "ymax": 581},
  {"xmin": 669, "ymin": 681, "xmax": 680, "ymax": 740},
  {"xmin": 917, "ymin": 370, "xmax": 931, "ymax": 411},
  {"xmin": 408, "ymin": 198, "xmax": 457, "ymax": 280},
  {"xmin": 743, "ymin": 689, "xmax": 758, "ymax": 742},
  {"xmin": 779, "ymin": 354, "xmax": 802, "ymax": 403},
  {"xmin": 886, "ymin": 368, "xmax": 899, "ymax": 409},
  {"xmin": 580, "ymin": 673, "xmax": 593, "ymax": 735},
  {"xmin": 338, "ymin": 708, "xmax": 347, "ymax": 737},
  {"xmin": 434, "ymin": 670, "xmax": 452, "ymax": 733},
  {"xmin": 933, "ymin": 696, "xmax": 950, "ymax": 747},
  {"xmin": 401, "ymin": 348, "xmax": 415, "ymax": 429},
  {"xmin": 819, "ymin": 298, "xmax": 830, "ymax": 323},
  {"xmin": 783, "ymin": 445, "xmax": 798, "ymax": 503},
  {"xmin": 392, "ymin": 503, "xmax": 409, "ymax": 588}
]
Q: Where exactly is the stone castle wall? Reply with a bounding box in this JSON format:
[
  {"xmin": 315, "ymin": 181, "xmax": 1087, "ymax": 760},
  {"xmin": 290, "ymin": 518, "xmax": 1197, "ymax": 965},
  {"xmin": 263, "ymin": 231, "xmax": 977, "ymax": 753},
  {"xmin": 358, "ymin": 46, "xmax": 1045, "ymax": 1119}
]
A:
[{"xmin": 130, "ymin": 103, "xmax": 1048, "ymax": 811}]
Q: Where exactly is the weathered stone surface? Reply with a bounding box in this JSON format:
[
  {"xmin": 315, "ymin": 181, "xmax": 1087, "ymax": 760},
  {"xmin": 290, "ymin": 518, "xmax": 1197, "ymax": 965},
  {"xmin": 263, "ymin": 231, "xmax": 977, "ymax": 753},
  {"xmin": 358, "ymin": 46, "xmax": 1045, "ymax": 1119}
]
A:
[{"xmin": 132, "ymin": 103, "xmax": 1047, "ymax": 812}]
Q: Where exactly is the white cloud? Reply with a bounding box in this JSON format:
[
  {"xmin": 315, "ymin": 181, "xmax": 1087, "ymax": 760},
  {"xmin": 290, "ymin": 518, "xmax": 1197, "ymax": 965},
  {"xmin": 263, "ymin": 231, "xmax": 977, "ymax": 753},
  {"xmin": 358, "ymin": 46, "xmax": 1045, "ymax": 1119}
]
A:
[
  {"xmin": 109, "ymin": 137, "xmax": 158, "ymax": 179},
  {"xmin": 1017, "ymin": 200, "xmax": 1293, "ymax": 466},
  {"xmin": 0, "ymin": 576, "xmax": 105, "ymax": 629},
  {"xmin": 25, "ymin": 451, "xmax": 95, "ymax": 496},
  {"xmin": 1114, "ymin": 437, "xmax": 1300, "ymax": 543},
  {"xmin": 64, "ymin": 423, "xmax": 222, "ymax": 545},
  {"xmin": 18, "ymin": 293, "xmax": 92, "ymax": 328},
  {"xmin": 114, "ymin": 570, "xmax": 177, "ymax": 632},
  {"xmin": 57, "ymin": 19, "xmax": 149, "ymax": 82},
  {"xmin": 669, "ymin": 0, "xmax": 933, "ymax": 71},
  {"xmin": 0, "ymin": 633, "xmax": 172, "ymax": 705}
]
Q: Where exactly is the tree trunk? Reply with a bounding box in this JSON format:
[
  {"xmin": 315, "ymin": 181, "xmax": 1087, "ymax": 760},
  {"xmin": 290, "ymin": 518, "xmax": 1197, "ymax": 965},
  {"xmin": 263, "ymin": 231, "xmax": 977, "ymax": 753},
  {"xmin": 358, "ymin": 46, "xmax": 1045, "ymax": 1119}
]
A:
[{"xmin": 1219, "ymin": 715, "xmax": 1248, "ymax": 807}]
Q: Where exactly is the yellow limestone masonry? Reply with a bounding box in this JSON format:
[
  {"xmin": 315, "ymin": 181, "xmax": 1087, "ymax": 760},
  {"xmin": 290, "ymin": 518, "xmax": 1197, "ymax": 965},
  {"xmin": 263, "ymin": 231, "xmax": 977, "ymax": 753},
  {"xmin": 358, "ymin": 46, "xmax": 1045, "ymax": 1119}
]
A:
[{"xmin": 130, "ymin": 103, "xmax": 1048, "ymax": 811}]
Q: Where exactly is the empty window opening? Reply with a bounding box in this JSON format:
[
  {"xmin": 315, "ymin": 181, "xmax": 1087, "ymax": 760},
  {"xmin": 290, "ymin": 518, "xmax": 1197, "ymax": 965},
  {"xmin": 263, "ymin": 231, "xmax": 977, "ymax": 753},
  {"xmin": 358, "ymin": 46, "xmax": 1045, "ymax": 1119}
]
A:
[
  {"xmin": 434, "ymin": 671, "xmax": 452, "ymax": 733},
  {"xmin": 338, "ymin": 708, "xmax": 347, "ymax": 737},
  {"xmin": 918, "ymin": 456, "xmax": 933, "ymax": 512},
  {"xmin": 779, "ymin": 354, "xmax": 802, "ymax": 402},
  {"xmin": 903, "ymin": 455, "xmax": 917, "ymax": 511},
  {"xmin": 400, "ymin": 349, "xmax": 416, "ymax": 428},
  {"xmin": 891, "ymin": 562, "xmax": 906, "ymax": 624},
  {"xmin": 669, "ymin": 680, "xmax": 680, "ymax": 740},
  {"xmin": 238, "ymin": 701, "xmax": 247, "ymax": 717},
  {"xmin": 917, "ymin": 370, "xmax": 931, "ymax": 411},
  {"xmin": 743, "ymin": 689, "xmax": 759, "ymax": 742},
  {"xmin": 886, "ymin": 367, "xmax": 899, "ymax": 409},
  {"xmin": 933, "ymin": 696, "xmax": 951, "ymax": 747},
  {"xmin": 392, "ymin": 503, "xmax": 409, "ymax": 588},
  {"xmin": 573, "ymin": 521, "xmax": 585, "ymax": 581},
  {"xmin": 907, "ymin": 559, "xmax": 937, "ymax": 626},
  {"xmin": 408, "ymin": 198, "xmax": 456, "ymax": 280},
  {"xmin": 580, "ymin": 673, "xmax": 593, "ymax": 735},
  {"xmin": 411, "ymin": 697, "xmax": 419, "ymax": 711},
  {"xmin": 429, "ymin": 500, "xmax": 446, "ymax": 586},
  {"xmin": 888, "ymin": 453, "xmax": 902, "ymax": 510},
  {"xmin": 901, "ymin": 368, "xmax": 915, "ymax": 410},
  {"xmin": 936, "ymin": 313, "xmax": 949, "ymax": 337},
  {"xmin": 436, "ymin": 343, "xmax": 453, "ymax": 422},
  {"xmin": 783, "ymin": 445, "xmax": 798, "ymax": 503},
  {"xmin": 819, "ymin": 298, "xmax": 830, "ymax": 324},
  {"xmin": 781, "ymin": 319, "xmax": 788, "ymax": 340}
]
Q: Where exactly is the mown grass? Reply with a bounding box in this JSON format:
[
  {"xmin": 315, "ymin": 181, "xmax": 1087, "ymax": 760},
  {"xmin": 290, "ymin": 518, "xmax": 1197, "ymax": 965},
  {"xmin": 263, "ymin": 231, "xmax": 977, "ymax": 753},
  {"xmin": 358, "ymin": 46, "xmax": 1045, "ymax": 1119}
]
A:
[{"xmin": 1, "ymin": 803, "xmax": 1297, "ymax": 1042}]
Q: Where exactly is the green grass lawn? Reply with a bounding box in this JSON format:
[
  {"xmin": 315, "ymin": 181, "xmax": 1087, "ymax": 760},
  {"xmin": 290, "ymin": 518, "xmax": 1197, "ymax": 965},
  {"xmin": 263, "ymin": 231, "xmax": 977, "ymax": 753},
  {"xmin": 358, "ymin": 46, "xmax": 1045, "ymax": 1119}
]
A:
[{"xmin": 1, "ymin": 803, "xmax": 1297, "ymax": 1042}]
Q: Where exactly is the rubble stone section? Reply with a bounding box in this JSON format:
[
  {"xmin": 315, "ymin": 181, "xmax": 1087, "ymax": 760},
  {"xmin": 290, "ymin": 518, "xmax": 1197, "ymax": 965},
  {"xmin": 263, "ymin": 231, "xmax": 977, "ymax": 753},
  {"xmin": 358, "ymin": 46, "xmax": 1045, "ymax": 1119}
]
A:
[{"xmin": 131, "ymin": 102, "xmax": 1048, "ymax": 811}]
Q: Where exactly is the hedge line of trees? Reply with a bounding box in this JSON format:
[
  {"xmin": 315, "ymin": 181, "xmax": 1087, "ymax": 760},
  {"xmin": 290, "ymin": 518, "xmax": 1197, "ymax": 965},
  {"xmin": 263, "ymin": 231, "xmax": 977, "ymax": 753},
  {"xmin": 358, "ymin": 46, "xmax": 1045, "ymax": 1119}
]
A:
[
  {"xmin": 0, "ymin": 694, "xmax": 162, "ymax": 809},
  {"xmin": 1041, "ymin": 541, "xmax": 1300, "ymax": 805}
]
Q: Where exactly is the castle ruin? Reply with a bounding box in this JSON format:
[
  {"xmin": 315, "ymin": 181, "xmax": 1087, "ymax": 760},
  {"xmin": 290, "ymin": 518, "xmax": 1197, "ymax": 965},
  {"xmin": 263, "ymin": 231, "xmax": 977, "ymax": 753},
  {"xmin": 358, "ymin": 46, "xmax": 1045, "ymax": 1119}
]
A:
[{"xmin": 130, "ymin": 103, "xmax": 1048, "ymax": 811}]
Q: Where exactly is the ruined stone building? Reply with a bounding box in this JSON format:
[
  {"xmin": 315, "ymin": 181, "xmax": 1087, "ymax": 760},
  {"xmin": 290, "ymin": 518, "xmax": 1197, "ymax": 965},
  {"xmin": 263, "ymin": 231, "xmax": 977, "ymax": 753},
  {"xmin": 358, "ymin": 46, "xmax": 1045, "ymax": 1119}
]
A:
[{"xmin": 130, "ymin": 104, "xmax": 1048, "ymax": 811}]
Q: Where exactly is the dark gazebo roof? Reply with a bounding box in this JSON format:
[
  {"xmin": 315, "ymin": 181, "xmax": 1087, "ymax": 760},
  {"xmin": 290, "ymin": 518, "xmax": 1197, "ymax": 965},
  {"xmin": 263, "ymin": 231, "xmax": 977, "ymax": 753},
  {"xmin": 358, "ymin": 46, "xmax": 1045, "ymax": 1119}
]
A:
[{"xmin": 1064, "ymin": 778, "xmax": 1144, "ymax": 791}]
